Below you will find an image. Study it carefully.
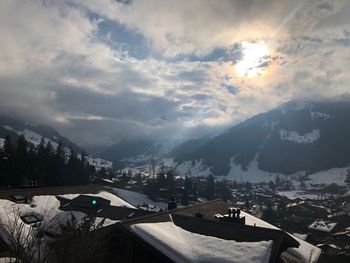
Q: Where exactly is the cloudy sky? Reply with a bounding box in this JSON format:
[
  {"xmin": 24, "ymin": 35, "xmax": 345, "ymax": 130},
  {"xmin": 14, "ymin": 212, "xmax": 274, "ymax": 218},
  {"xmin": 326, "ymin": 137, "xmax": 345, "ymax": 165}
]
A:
[{"xmin": 1, "ymin": 0, "xmax": 350, "ymax": 151}]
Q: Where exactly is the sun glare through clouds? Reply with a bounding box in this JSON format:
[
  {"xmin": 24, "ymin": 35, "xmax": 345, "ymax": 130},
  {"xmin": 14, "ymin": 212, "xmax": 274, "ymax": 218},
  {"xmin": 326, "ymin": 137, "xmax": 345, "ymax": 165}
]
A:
[{"xmin": 235, "ymin": 41, "xmax": 271, "ymax": 78}]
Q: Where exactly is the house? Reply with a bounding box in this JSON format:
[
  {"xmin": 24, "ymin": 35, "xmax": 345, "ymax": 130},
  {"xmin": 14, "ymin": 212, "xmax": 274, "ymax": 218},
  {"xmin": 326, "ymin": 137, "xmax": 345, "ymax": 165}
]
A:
[
  {"xmin": 95, "ymin": 199, "xmax": 320, "ymax": 263},
  {"xmin": 58, "ymin": 195, "xmax": 153, "ymax": 221}
]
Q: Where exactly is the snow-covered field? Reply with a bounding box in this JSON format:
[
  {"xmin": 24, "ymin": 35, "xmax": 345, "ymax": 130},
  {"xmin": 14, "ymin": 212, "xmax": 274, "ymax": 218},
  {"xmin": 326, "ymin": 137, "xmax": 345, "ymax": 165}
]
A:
[
  {"xmin": 277, "ymin": 191, "xmax": 319, "ymax": 200},
  {"xmin": 218, "ymin": 156, "xmax": 275, "ymax": 183},
  {"xmin": 85, "ymin": 157, "xmax": 113, "ymax": 171},
  {"xmin": 307, "ymin": 167, "xmax": 348, "ymax": 186},
  {"xmin": 108, "ymin": 188, "xmax": 167, "ymax": 211},
  {"xmin": 175, "ymin": 159, "xmax": 211, "ymax": 177},
  {"xmin": 122, "ymin": 153, "xmax": 348, "ymax": 186},
  {"xmin": 132, "ymin": 221, "xmax": 273, "ymax": 263}
]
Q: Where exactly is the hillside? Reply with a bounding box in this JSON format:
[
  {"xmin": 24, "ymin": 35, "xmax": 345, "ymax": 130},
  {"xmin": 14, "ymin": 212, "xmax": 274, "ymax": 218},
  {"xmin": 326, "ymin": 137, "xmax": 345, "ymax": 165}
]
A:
[
  {"xmin": 0, "ymin": 116, "xmax": 112, "ymax": 171},
  {"xmin": 170, "ymin": 99, "xmax": 350, "ymax": 177},
  {"xmin": 0, "ymin": 115, "xmax": 83, "ymax": 152}
]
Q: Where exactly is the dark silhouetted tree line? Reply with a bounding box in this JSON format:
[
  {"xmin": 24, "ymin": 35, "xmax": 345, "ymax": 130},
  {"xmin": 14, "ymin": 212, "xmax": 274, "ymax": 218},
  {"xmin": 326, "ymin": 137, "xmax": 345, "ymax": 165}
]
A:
[{"xmin": 0, "ymin": 135, "xmax": 95, "ymax": 188}]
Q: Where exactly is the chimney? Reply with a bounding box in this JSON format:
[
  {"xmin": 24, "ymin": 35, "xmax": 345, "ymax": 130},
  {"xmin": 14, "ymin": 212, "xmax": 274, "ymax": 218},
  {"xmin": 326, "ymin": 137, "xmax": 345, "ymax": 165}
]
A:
[{"xmin": 219, "ymin": 207, "xmax": 245, "ymax": 225}]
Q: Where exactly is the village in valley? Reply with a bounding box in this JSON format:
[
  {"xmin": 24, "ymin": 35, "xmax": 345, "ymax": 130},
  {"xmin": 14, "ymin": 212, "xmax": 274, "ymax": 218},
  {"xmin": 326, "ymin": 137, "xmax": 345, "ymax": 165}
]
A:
[
  {"xmin": 1, "ymin": 150, "xmax": 348, "ymax": 262},
  {"xmin": 0, "ymin": 130, "xmax": 349, "ymax": 263}
]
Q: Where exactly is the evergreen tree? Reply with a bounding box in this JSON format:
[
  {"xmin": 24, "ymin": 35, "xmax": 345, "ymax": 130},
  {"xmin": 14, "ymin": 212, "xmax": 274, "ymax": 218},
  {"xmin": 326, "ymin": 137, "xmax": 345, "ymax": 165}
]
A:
[
  {"xmin": 217, "ymin": 180, "xmax": 231, "ymax": 201},
  {"xmin": 157, "ymin": 173, "xmax": 166, "ymax": 189},
  {"xmin": 53, "ymin": 141, "xmax": 65, "ymax": 186},
  {"xmin": 0, "ymin": 135, "xmax": 13, "ymax": 186},
  {"xmin": 204, "ymin": 174, "xmax": 215, "ymax": 200},
  {"xmin": 181, "ymin": 189, "xmax": 189, "ymax": 206},
  {"xmin": 275, "ymin": 175, "xmax": 281, "ymax": 187},
  {"xmin": 166, "ymin": 170, "xmax": 174, "ymax": 194},
  {"xmin": 0, "ymin": 135, "xmax": 94, "ymax": 188},
  {"xmin": 13, "ymin": 135, "xmax": 28, "ymax": 186},
  {"xmin": 345, "ymin": 169, "xmax": 350, "ymax": 189},
  {"xmin": 184, "ymin": 176, "xmax": 192, "ymax": 194},
  {"xmin": 262, "ymin": 202, "xmax": 276, "ymax": 223}
]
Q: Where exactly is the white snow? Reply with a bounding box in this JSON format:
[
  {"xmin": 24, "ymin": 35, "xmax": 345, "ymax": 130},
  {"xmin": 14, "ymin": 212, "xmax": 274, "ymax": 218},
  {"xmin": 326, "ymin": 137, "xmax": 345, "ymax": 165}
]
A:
[
  {"xmin": 132, "ymin": 221, "xmax": 272, "ymax": 263},
  {"xmin": 2, "ymin": 125, "xmax": 15, "ymax": 132},
  {"xmin": 0, "ymin": 138, "xmax": 5, "ymax": 148},
  {"xmin": 277, "ymin": 191, "xmax": 319, "ymax": 200},
  {"xmin": 307, "ymin": 167, "xmax": 348, "ymax": 186},
  {"xmin": 121, "ymin": 154, "xmax": 153, "ymax": 163},
  {"xmin": 85, "ymin": 157, "xmax": 113, "ymax": 171},
  {"xmin": 1, "ymin": 125, "xmax": 59, "ymax": 149},
  {"xmin": 108, "ymin": 188, "xmax": 167, "ymax": 211},
  {"xmin": 0, "ymin": 258, "xmax": 20, "ymax": 263},
  {"xmin": 279, "ymin": 129, "xmax": 320, "ymax": 144},
  {"xmin": 216, "ymin": 155, "xmax": 349, "ymax": 186},
  {"xmin": 308, "ymin": 220, "xmax": 337, "ymax": 233},
  {"xmin": 240, "ymin": 211, "xmax": 320, "ymax": 263},
  {"xmin": 59, "ymin": 191, "xmax": 135, "ymax": 208},
  {"xmin": 176, "ymin": 159, "xmax": 211, "ymax": 177},
  {"xmin": 0, "ymin": 193, "xmax": 121, "ymax": 248},
  {"xmin": 292, "ymin": 233, "xmax": 307, "ymax": 240},
  {"xmin": 310, "ymin": 112, "xmax": 332, "ymax": 120},
  {"xmin": 218, "ymin": 156, "xmax": 274, "ymax": 183}
]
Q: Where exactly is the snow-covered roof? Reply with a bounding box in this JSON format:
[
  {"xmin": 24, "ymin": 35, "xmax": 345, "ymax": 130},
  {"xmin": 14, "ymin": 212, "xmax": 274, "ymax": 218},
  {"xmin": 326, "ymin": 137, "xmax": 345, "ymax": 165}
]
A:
[
  {"xmin": 0, "ymin": 191, "xmax": 128, "ymax": 246},
  {"xmin": 108, "ymin": 187, "xmax": 167, "ymax": 211},
  {"xmin": 308, "ymin": 220, "xmax": 337, "ymax": 233},
  {"xmin": 58, "ymin": 191, "xmax": 135, "ymax": 208},
  {"xmin": 240, "ymin": 210, "xmax": 321, "ymax": 263},
  {"xmin": 132, "ymin": 221, "xmax": 273, "ymax": 263}
]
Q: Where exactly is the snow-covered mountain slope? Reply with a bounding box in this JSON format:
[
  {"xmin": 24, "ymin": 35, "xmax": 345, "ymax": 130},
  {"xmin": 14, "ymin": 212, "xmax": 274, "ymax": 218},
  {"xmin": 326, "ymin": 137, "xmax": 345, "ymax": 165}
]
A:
[
  {"xmin": 168, "ymin": 99, "xmax": 350, "ymax": 181},
  {"xmin": 0, "ymin": 115, "xmax": 82, "ymax": 152},
  {"xmin": 97, "ymin": 139, "xmax": 173, "ymax": 164},
  {"xmin": 96, "ymin": 99, "xmax": 350, "ymax": 184},
  {"xmin": 0, "ymin": 116, "xmax": 112, "ymax": 171}
]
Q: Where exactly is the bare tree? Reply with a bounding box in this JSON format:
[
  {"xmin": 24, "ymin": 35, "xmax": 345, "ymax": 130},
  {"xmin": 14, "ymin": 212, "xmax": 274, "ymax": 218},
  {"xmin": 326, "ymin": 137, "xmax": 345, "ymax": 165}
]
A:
[
  {"xmin": 0, "ymin": 203, "xmax": 108, "ymax": 263},
  {"xmin": 0, "ymin": 205, "xmax": 51, "ymax": 263}
]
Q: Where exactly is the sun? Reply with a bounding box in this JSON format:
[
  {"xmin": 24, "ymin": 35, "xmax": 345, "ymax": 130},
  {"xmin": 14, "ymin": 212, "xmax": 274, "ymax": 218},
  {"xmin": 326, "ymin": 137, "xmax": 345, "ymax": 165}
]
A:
[{"xmin": 235, "ymin": 41, "xmax": 270, "ymax": 78}]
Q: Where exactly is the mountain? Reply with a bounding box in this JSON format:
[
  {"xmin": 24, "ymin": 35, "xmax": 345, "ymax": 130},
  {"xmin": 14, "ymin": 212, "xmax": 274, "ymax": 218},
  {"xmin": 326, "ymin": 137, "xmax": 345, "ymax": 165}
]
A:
[
  {"xmin": 0, "ymin": 116, "xmax": 112, "ymax": 171},
  {"xmin": 170, "ymin": 99, "xmax": 350, "ymax": 177},
  {"xmin": 0, "ymin": 115, "xmax": 83, "ymax": 152},
  {"xmin": 98, "ymin": 140, "xmax": 167, "ymax": 164}
]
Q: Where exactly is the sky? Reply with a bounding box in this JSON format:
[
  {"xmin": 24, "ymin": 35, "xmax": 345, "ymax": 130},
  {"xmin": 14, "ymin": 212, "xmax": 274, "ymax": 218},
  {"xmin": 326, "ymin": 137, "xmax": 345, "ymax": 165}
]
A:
[{"xmin": 1, "ymin": 0, "xmax": 350, "ymax": 151}]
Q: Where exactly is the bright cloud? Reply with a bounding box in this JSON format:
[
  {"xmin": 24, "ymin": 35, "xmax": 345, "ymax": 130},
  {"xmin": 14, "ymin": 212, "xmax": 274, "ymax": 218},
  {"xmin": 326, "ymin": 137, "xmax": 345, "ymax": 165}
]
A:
[{"xmin": 0, "ymin": 0, "xmax": 350, "ymax": 151}]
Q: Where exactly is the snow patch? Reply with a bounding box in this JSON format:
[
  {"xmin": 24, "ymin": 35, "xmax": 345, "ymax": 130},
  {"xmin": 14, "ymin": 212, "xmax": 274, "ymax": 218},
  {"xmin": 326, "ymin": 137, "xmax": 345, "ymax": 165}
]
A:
[
  {"xmin": 0, "ymin": 138, "xmax": 5, "ymax": 148},
  {"xmin": 121, "ymin": 154, "xmax": 153, "ymax": 163},
  {"xmin": 218, "ymin": 156, "xmax": 274, "ymax": 183},
  {"xmin": 176, "ymin": 159, "xmax": 211, "ymax": 177},
  {"xmin": 310, "ymin": 111, "xmax": 332, "ymax": 120},
  {"xmin": 277, "ymin": 191, "xmax": 319, "ymax": 200},
  {"xmin": 308, "ymin": 167, "xmax": 348, "ymax": 186},
  {"xmin": 85, "ymin": 157, "xmax": 113, "ymax": 171},
  {"xmin": 2, "ymin": 125, "xmax": 15, "ymax": 132},
  {"xmin": 279, "ymin": 129, "xmax": 320, "ymax": 144}
]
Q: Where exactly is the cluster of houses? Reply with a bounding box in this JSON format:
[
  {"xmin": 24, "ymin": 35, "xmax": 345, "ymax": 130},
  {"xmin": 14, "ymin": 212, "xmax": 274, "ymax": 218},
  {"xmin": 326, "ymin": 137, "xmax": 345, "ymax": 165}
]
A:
[
  {"xmin": 228, "ymin": 184, "xmax": 350, "ymax": 262},
  {"xmin": 0, "ymin": 184, "xmax": 348, "ymax": 262}
]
